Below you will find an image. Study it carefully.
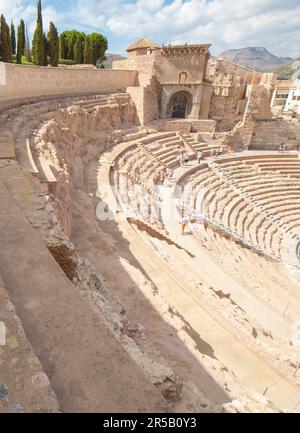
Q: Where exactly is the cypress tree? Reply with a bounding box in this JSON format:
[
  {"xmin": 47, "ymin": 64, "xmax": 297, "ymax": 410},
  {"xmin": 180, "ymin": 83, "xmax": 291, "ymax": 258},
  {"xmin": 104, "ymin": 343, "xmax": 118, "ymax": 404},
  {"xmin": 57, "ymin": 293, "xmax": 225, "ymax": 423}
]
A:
[
  {"xmin": 48, "ymin": 22, "xmax": 59, "ymax": 67},
  {"xmin": 59, "ymin": 33, "xmax": 68, "ymax": 59},
  {"xmin": 24, "ymin": 24, "xmax": 32, "ymax": 62},
  {"xmin": 37, "ymin": 0, "xmax": 42, "ymax": 24},
  {"xmin": 32, "ymin": 22, "xmax": 45, "ymax": 65},
  {"xmin": 10, "ymin": 21, "xmax": 16, "ymax": 55},
  {"xmin": 6, "ymin": 22, "xmax": 12, "ymax": 63},
  {"xmin": 84, "ymin": 37, "xmax": 93, "ymax": 64},
  {"xmin": 16, "ymin": 20, "xmax": 25, "ymax": 64},
  {"xmin": 74, "ymin": 34, "xmax": 83, "ymax": 64},
  {"xmin": 68, "ymin": 33, "xmax": 76, "ymax": 60},
  {"xmin": 43, "ymin": 33, "xmax": 48, "ymax": 66},
  {"xmin": 0, "ymin": 15, "xmax": 11, "ymax": 62},
  {"xmin": 32, "ymin": 0, "xmax": 47, "ymax": 66}
]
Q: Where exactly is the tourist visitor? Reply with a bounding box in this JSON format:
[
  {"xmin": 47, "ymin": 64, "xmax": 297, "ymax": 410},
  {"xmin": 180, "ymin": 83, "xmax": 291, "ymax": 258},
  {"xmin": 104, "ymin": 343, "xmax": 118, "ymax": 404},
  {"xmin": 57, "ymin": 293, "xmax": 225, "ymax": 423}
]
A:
[
  {"xmin": 279, "ymin": 143, "xmax": 286, "ymax": 153},
  {"xmin": 164, "ymin": 167, "xmax": 174, "ymax": 178},
  {"xmin": 180, "ymin": 151, "xmax": 185, "ymax": 166},
  {"xmin": 197, "ymin": 150, "xmax": 204, "ymax": 164},
  {"xmin": 179, "ymin": 214, "xmax": 189, "ymax": 235},
  {"xmin": 180, "ymin": 152, "xmax": 189, "ymax": 166},
  {"xmin": 217, "ymin": 146, "xmax": 225, "ymax": 156}
]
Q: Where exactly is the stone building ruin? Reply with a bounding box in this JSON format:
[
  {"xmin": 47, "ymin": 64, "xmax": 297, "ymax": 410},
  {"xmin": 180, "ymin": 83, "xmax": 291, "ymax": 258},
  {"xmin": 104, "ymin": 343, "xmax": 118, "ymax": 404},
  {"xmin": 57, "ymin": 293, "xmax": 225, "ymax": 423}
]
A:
[{"xmin": 0, "ymin": 38, "xmax": 300, "ymax": 414}]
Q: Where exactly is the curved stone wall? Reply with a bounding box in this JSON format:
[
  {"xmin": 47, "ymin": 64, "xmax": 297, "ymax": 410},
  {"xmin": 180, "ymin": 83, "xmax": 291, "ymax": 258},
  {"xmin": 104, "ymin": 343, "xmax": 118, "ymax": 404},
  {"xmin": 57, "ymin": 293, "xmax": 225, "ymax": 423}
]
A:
[{"xmin": 0, "ymin": 62, "xmax": 138, "ymax": 104}]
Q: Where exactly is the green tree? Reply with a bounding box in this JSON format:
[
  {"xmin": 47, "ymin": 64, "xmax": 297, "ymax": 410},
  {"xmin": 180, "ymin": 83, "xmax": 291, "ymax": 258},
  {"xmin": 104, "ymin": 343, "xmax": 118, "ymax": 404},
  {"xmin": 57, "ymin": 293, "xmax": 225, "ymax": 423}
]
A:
[
  {"xmin": 32, "ymin": 0, "xmax": 47, "ymax": 66},
  {"xmin": 10, "ymin": 21, "xmax": 16, "ymax": 55},
  {"xmin": 60, "ymin": 30, "xmax": 85, "ymax": 60},
  {"xmin": 59, "ymin": 33, "xmax": 68, "ymax": 59},
  {"xmin": 16, "ymin": 19, "xmax": 25, "ymax": 64},
  {"xmin": 32, "ymin": 21, "xmax": 45, "ymax": 65},
  {"xmin": 74, "ymin": 34, "xmax": 83, "ymax": 64},
  {"xmin": 68, "ymin": 32, "xmax": 77, "ymax": 60},
  {"xmin": 6, "ymin": 22, "xmax": 12, "ymax": 62},
  {"xmin": 24, "ymin": 24, "xmax": 32, "ymax": 62},
  {"xmin": 0, "ymin": 15, "xmax": 12, "ymax": 62},
  {"xmin": 37, "ymin": 0, "xmax": 42, "ymax": 23},
  {"xmin": 43, "ymin": 32, "xmax": 48, "ymax": 66},
  {"xmin": 88, "ymin": 33, "xmax": 108, "ymax": 65},
  {"xmin": 48, "ymin": 22, "xmax": 59, "ymax": 66},
  {"xmin": 84, "ymin": 37, "xmax": 93, "ymax": 64}
]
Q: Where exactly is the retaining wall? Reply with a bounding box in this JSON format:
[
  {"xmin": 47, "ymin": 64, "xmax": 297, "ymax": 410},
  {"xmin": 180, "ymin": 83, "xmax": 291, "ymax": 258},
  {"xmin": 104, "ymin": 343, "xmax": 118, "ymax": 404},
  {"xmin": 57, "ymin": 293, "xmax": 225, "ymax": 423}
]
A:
[{"xmin": 0, "ymin": 62, "xmax": 138, "ymax": 103}]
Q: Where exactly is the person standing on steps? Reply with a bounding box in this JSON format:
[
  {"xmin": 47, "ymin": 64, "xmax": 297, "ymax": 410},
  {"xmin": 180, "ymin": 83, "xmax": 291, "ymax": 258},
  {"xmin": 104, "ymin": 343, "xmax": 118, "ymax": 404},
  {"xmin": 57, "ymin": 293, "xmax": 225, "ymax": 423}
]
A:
[
  {"xmin": 179, "ymin": 213, "xmax": 189, "ymax": 235},
  {"xmin": 180, "ymin": 151, "xmax": 185, "ymax": 167},
  {"xmin": 197, "ymin": 150, "xmax": 204, "ymax": 165},
  {"xmin": 184, "ymin": 152, "xmax": 189, "ymax": 165},
  {"xmin": 217, "ymin": 145, "xmax": 225, "ymax": 157}
]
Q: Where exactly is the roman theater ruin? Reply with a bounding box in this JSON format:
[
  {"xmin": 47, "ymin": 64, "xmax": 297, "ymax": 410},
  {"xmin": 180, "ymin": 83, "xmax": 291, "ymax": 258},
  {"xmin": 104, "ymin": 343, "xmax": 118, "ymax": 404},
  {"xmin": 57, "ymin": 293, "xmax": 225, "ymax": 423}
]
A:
[{"xmin": 1, "ymin": 38, "xmax": 300, "ymax": 413}]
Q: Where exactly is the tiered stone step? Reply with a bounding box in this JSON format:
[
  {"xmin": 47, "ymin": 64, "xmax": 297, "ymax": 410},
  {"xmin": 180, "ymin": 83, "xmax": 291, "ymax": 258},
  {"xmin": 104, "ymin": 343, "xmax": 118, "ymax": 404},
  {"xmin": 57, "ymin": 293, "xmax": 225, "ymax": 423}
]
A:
[
  {"xmin": 180, "ymin": 154, "xmax": 300, "ymax": 259},
  {"xmin": 138, "ymin": 132, "xmax": 187, "ymax": 168},
  {"xmin": 0, "ymin": 276, "xmax": 60, "ymax": 413},
  {"xmin": 0, "ymin": 131, "xmax": 16, "ymax": 160},
  {"xmin": 0, "ymin": 165, "xmax": 167, "ymax": 413}
]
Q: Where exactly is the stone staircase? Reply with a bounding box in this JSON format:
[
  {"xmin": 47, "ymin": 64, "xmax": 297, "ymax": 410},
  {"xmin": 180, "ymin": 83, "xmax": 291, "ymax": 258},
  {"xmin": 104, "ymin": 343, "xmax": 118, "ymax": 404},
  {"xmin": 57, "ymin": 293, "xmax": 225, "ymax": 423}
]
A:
[
  {"xmin": 0, "ymin": 168, "xmax": 167, "ymax": 413},
  {"xmin": 0, "ymin": 95, "xmax": 169, "ymax": 413},
  {"xmin": 0, "ymin": 277, "xmax": 60, "ymax": 413}
]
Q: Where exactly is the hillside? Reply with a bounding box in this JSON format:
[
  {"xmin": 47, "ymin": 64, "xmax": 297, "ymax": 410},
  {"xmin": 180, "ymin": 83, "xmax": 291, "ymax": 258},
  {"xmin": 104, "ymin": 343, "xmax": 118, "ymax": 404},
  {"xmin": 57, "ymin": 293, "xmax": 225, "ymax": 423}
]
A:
[
  {"xmin": 274, "ymin": 57, "xmax": 300, "ymax": 79},
  {"xmin": 103, "ymin": 53, "xmax": 126, "ymax": 69},
  {"xmin": 220, "ymin": 47, "xmax": 293, "ymax": 72}
]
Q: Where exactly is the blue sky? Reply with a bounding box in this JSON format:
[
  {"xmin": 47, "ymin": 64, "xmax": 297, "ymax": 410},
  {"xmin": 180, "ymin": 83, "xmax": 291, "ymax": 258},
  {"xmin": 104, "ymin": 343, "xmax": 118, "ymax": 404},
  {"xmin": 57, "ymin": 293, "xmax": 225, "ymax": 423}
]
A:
[{"xmin": 0, "ymin": 0, "xmax": 299, "ymax": 57}]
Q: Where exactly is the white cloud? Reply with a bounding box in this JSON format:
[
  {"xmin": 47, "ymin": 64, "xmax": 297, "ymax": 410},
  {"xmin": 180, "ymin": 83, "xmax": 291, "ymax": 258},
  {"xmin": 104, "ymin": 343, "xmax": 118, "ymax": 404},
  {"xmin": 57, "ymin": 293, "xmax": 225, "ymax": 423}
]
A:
[
  {"xmin": 0, "ymin": 0, "xmax": 299, "ymax": 57},
  {"xmin": 70, "ymin": 0, "xmax": 300, "ymax": 57},
  {"xmin": 0, "ymin": 0, "xmax": 63, "ymax": 38}
]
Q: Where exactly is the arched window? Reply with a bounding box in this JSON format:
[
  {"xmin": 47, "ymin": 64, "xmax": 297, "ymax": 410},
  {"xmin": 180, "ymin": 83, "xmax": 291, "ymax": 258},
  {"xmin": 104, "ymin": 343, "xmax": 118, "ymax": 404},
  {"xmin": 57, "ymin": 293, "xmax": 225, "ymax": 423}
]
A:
[{"xmin": 179, "ymin": 71, "xmax": 188, "ymax": 84}]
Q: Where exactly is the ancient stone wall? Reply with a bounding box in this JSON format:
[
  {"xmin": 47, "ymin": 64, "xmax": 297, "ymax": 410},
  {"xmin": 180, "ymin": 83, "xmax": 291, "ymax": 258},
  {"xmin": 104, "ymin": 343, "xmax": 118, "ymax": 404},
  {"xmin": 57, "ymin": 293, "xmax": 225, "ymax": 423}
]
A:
[
  {"xmin": 207, "ymin": 57, "xmax": 255, "ymax": 82},
  {"xmin": 249, "ymin": 119, "xmax": 298, "ymax": 150},
  {"xmin": 290, "ymin": 122, "xmax": 300, "ymax": 149},
  {"xmin": 127, "ymin": 73, "xmax": 160, "ymax": 125},
  {"xmin": 0, "ymin": 276, "xmax": 60, "ymax": 413},
  {"xmin": 221, "ymin": 80, "xmax": 298, "ymax": 151},
  {"xmin": 155, "ymin": 50, "xmax": 208, "ymax": 84},
  {"xmin": 205, "ymin": 58, "xmax": 254, "ymax": 131},
  {"xmin": 113, "ymin": 55, "xmax": 156, "ymax": 75},
  {"xmin": 209, "ymin": 88, "xmax": 246, "ymax": 131},
  {"xmin": 32, "ymin": 94, "xmax": 137, "ymax": 236},
  {"xmin": 0, "ymin": 62, "xmax": 138, "ymax": 104}
]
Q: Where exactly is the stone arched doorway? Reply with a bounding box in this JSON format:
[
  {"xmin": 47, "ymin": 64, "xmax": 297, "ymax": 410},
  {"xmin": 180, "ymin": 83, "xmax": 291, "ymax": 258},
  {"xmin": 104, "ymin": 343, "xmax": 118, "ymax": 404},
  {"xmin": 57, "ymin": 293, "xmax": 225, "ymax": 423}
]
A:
[{"xmin": 168, "ymin": 91, "xmax": 192, "ymax": 119}]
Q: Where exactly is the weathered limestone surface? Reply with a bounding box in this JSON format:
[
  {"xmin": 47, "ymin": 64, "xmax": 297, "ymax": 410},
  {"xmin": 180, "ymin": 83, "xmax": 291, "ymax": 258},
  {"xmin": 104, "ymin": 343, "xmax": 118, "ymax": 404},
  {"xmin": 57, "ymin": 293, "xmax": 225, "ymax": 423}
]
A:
[
  {"xmin": 0, "ymin": 62, "xmax": 138, "ymax": 104},
  {"xmin": 0, "ymin": 169, "xmax": 167, "ymax": 413},
  {"xmin": 0, "ymin": 277, "xmax": 59, "ymax": 413},
  {"xmin": 250, "ymin": 119, "xmax": 298, "ymax": 150},
  {"xmin": 0, "ymin": 40, "xmax": 300, "ymax": 413}
]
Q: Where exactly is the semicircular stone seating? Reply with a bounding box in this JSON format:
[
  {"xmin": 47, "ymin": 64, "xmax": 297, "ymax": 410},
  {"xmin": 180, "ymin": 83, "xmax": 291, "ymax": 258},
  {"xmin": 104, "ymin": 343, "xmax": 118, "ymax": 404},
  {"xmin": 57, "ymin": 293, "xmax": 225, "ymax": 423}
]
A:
[{"xmin": 179, "ymin": 154, "xmax": 300, "ymax": 262}]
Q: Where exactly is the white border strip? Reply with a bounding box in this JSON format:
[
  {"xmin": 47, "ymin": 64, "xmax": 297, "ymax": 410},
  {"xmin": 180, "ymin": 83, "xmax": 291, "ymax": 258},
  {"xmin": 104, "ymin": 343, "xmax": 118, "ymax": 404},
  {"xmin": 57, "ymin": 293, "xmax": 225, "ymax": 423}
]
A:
[{"xmin": 0, "ymin": 62, "xmax": 6, "ymax": 86}]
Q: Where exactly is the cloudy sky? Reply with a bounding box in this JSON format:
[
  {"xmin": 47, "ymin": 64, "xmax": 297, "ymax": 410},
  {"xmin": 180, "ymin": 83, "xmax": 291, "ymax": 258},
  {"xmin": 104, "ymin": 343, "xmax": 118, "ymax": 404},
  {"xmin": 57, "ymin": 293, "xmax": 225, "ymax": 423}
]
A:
[{"xmin": 0, "ymin": 0, "xmax": 299, "ymax": 57}]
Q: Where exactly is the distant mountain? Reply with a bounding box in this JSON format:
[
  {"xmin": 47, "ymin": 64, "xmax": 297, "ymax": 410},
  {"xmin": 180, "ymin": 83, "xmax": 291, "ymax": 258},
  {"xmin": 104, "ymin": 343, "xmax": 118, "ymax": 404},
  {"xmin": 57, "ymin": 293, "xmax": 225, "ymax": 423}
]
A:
[
  {"xmin": 103, "ymin": 53, "xmax": 126, "ymax": 69},
  {"xmin": 219, "ymin": 47, "xmax": 293, "ymax": 72},
  {"xmin": 274, "ymin": 57, "xmax": 300, "ymax": 80}
]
